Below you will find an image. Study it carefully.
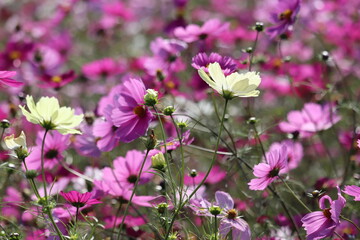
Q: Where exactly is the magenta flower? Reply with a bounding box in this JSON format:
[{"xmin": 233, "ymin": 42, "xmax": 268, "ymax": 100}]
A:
[
  {"xmin": 174, "ymin": 19, "xmax": 229, "ymax": 43},
  {"xmin": 102, "ymin": 150, "xmax": 154, "ymax": 185},
  {"xmin": 191, "ymin": 191, "xmax": 251, "ymax": 240},
  {"xmin": 266, "ymin": 0, "xmax": 301, "ymax": 39},
  {"xmin": 111, "ymin": 78, "xmax": 153, "ymax": 143},
  {"xmin": 343, "ymin": 185, "xmax": 360, "ymax": 201},
  {"xmin": 269, "ymin": 140, "xmax": 303, "ymax": 171},
  {"xmin": 82, "ymin": 58, "xmax": 124, "ymax": 79},
  {"xmin": 74, "ymin": 123, "xmax": 102, "ymax": 158},
  {"xmin": 39, "ymin": 70, "xmax": 76, "ymax": 89},
  {"xmin": 60, "ymin": 191, "xmax": 101, "ymax": 208},
  {"xmin": 25, "ymin": 131, "xmax": 70, "ymax": 170},
  {"xmin": 248, "ymin": 146, "xmax": 288, "ymax": 191},
  {"xmin": 279, "ymin": 103, "xmax": 341, "ymax": 138},
  {"xmin": 0, "ymin": 71, "xmax": 23, "ymax": 87},
  {"xmin": 301, "ymin": 187, "xmax": 346, "ymax": 240},
  {"xmin": 191, "ymin": 52, "xmax": 237, "ymax": 75}
]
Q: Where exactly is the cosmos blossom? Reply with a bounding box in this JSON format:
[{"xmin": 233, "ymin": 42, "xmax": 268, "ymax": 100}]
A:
[
  {"xmin": 197, "ymin": 62, "xmax": 261, "ymax": 99},
  {"xmin": 301, "ymin": 187, "xmax": 346, "ymax": 240},
  {"xmin": 248, "ymin": 146, "xmax": 288, "ymax": 191},
  {"xmin": 60, "ymin": 191, "xmax": 101, "ymax": 208},
  {"xmin": 0, "ymin": 71, "xmax": 23, "ymax": 87},
  {"xmin": 343, "ymin": 185, "xmax": 360, "ymax": 201},
  {"xmin": 111, "ymin": 78, "xmax": 153, "ymax": 142}
]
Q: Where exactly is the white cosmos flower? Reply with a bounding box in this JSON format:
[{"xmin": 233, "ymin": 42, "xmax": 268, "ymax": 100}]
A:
[
  {"xmin": 19, "ymin": 95, "xmax": 83, "ymax": 135},
  {"xmin": 4, "ymin": 131, "xmax": 29, "ymax": 159},
  {"xmin": 198, "ymin": 62, "xmax": 261, "ymax": 99}
]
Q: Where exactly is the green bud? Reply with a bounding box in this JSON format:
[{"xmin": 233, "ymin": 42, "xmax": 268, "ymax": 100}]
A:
[
  {"xmin": 163, "ymin": 106, "xmax": 175, "ymax": 116},
  {"xmin": 0, "ymin": 119, "xmax": 10, "ymax": 129},
  {"xmin": 254, "ymin": 22, "xmax": 264, "ymax": 32},
  {"xmin": 156, "ymin": 202, "xmax": 169, "ymax": 214},
  {"xmin": 209, "ymin": 206, "xmax": 222, "ymax": 216},
  {"xmin": 245, "ymin": 47, "xmax": 253, "ymax": 54},
  {"xmin": 9, "ymin": 233, "xmax": 20, "ymax": 240},
  {"xmin": 321, "ymin": 51, "xmax": 329, "ymax": 61},
  {"xmin": 151, "ymin": 152, "xmax": 167, "ymax": 171},
  {"xmin": 145, "ymin": 130, "xmax": 157, "ymax": 150},
  {"xmin": 25, "ymin": 170, "xmax": 38, "ymax": 179},
  {"xmin": 7, "ymin": 163, "xmax": 16, "ymax": 175},
  {"xmin": 168, "ymin": 233, "xmax": 178, "ymax": 240},
  {"xmin": 0, "ymin": 231, "xmax": 6, "ymax": 236},
  {"xmin": 144, "ymin": 89, "xmax": 159, "ymax": 106},
  {"xmin": 15, "ymin": 147, "xmax": 29, "ymax": 160},
  {"xmin": 177, "ymin": 121, "xmax": 188, "ymax": 129},
  {"xmin": 190, "ymin": 169, "xmax": 197, "ymax": 177},
  {"xmin": 247, "ymin": 117, "xmax": 257, "ymax": 125}
]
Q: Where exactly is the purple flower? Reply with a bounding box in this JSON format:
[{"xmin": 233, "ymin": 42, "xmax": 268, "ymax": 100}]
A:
[
  {"xmin": 279, "ymin": 103, "xmax": 341, "ymax": 138},
  {"xmin": 191, "ymin": 191, "xmax": 251, "ymax": 240},
  {"xmin": 150, "ymin": 37, "xmax": 187, "ymax": 61},
  {"xmin": 111, "ymin": 78, "xmax": 153, "ymax": 143},
  {"xmin": 266, "ymin": 0, "xmax": 301, "ymax": 39},
  {"xmin": 248, "ymin": 146, "xmax": 288, "ymax": 191},
  {"xmin": 74, "ymin": 123, "xmax": 102, "ymax": 158},
  {"xmin": 343, "ymin": 185, "xmax": 360, "ymax": 201},
  {"xmin": 60, "ymin": 191, "xmax": 101, "ymax": 208},
  {"xmin": 301, "ymin": 187, "xmax": 346, "ymax": 240},
  {"xmin": 101, "ymin": 149, "xmax": 155, "ymax": 185},
  {"xmin": 25, "ymin": 131, "xmax": 70, "ymax": 170},
  {"xmin": 174, "ymin": 19, "xmax": 229, "ymax": 43},
  {"xmin": 0, "ymin": 71, "xmax": 23, "ymax": 87},
  {"xmin": 269, "ymin": 140, "xmax": 303, "ymax": 171},
  {"xmin": 191, "ymin": 52, "xmax": 237, "ymax": 75}
]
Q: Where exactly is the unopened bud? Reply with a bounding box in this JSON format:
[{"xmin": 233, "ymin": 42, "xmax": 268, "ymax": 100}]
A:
[
  {"xmin": 247, "ymin": 117, "xmax": 257, "ymax": 125},
  {"xmin": 156, "ymin": 202, "xmax": 169, "ymax": 214},
  {"xmin": 190, "ymin": 169, "xmax": 197, "ymax": 177},
  {"xmin": 145, "ymin": 130, "xmax": 157, "ymax": 150},
  {"xmin": 25, "ymin": 170, "xmax": 38, "ymax": 179},
  {"xmin": 0, "ymin": 119, "xmax": 10, "ymax": 129},
  {"xmin": 163, "ymin": 106, "xmax": 175, "ymax": 116},
  {"xmin": 144, "ymin": 89, "xmax": 159, "ymax": 106},
  {"xmin": 209, "ymin": 206, "xmax": 222, "ymax": 216},
  {"xmin": 254, "ymin": 22, "xmax": 264, "ymax": 32},
  {"xmin": 151, "ymin": 152, "xmax": 166, "ymax": 171}
]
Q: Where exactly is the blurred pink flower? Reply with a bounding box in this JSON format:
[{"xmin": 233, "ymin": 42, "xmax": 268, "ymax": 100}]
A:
[
  {"xmin": 343, "ymin": 185, "xmax": 360, "ymax": 201},
  {"xmin": 0, "ymin": 71, "xmax": 23, "ymax": 87}
]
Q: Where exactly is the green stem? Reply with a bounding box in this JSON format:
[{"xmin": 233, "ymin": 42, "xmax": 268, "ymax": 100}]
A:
[
  {"xmin": 164, "ymin": 99, "xmax": 229, "ymax": 239},
  {"xmin": 117, "ymin": 149, "xmax": 150, "ymax": 240},
  {"xmin": 251, "ymin": 124, "xmax": 267, "ymax": 162},
  {"xmin": 249, "ymin": 31, "xmax": 260, "ymax": 71},
  {"xmin": 170, "ymin": 115, "xmax": 185, "ymax": 206},
  {"xmin": 153, "ymin": 107, "xmax": 177, "ymax": 207},
  {"xmin": 0, "ymin": 128, "xmax": 5, "ymax": 148},
  {"xmin": 340, "ymin": 215, "xmax": 360, "ymax": 232},
  {"xmin": 214, "ymin": 216, "xmax": 218, "ymax": 240},
  {"xmin": 40, "ymin": 130, "xmax": 49, "ymax": 201},
  {"xmin": 279, "ymin": 176, "xmax": 311, "ymax": 213}
]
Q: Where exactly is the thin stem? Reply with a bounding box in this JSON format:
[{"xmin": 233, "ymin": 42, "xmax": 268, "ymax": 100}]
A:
[
  {"xmin": 334, "ymin": 231, "xmax": 345, "ymax": 240},
  {"xmin": 117, "ymin": 149, "xmax": 150, "ymax": 240},
  {"xmin": 214, "ymin": 216, "xmax": 218, "ymax": 240},
  {"xmin": 164, "ymin": 99, "xmax": 229, "ymax": 239},
  {"xmin": 318, "ymin": 133, "xmax": 338, "ymax": 178},
  {"xmin": 251, "ymin": 124, "xmax": 267, "ymax": 162},
  {"xmin": 153, "ymin": 107, "xmax": 177, "ymax": 207},
  {"xmin": 170, "ymin": 115, "xmax": 185, "ymax": 205},
  {"xmin": 75, "ymin": 207, "xmax": 79, "ymax": 228},
  {"xmin": 112, "ymin": 201, "xmax": 123, "ymax": 236},
  {"xmin": 249, "ymin": 31, "xmax": 260, "ymax": 71},
  {"xmin": 0, "ymin": 128, "xmax": 5, "ymax": 147},
  {"xmin": 340, "ymin": 215, "xmax": 360, "ymax": 232},
  {"xmin": 47, "ymin": 210, "xmax": 65, "ymax": 240},
  {"xmin": 279, "ymin": 176, "xmax": 311, "ymax": 213},
  {"xmin": 40, "ymin": 129, "xmax": 49, "ymax": 200}
]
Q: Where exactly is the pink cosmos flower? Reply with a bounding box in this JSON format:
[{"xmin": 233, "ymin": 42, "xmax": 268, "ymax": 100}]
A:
[
  {"xmin": 74, "ymin": 123, "xmax": 102, "ymax": 158},
  {"xmin": 60, "ymin": 191, "xmax": 101, "ymax": 208},
  {"xmin": 248, "ymin": 146, "xmax": 288, "ymax": 191},
  {"xmin": 301, "ymin": 187, "xmax": 346, "ymax": 240},
  {"xmin": 269, "ymin": 140, "xmax": 303, "ymax": 171},
  {"xmin": 343, "ymin": 185, "xmax": 360, "ymax": 201},
  {"xmin": 111, "ymin": 78, "xmax": 153, "ymax": 143},
  {"xmin": 174, "ymin": 19, "xmax": 229, "ymax": 43},
  {"xmin": 191, "ymin": 191, "xmax": 251, "ymax": 240},
  {"xmin": 82, "ymin": 58, "xmax": 123, "ymax": 79},
  {"xmin": 0, "ymin": 71, "xmax": 23, "ymax": 87},
  {"xmin": 25, "ymin": 131, "xmax": 70, "ymax": 170},
  {"xmin": 266, "ymin": 0, "xmax": 301, "ymax": 39},
  {"xmin": 279, "ymin": 103, "xmax": 341, "ymax": 138},
  {"xmin": 191, "ymin": 52, "xmax": 237, "ymax": 75},
  {"xmin": 101, "ymin": 150, "xmax": 154, "ymax": 185},
  {"xmin": 39, "ymin": 70, "xmax": 76, "ymax": 89}
]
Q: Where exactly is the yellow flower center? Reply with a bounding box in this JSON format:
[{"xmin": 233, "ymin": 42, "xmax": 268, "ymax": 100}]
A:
[
  {"xmin": 165, "ymin": 81, "xmax": 175, "ymax": 89},
  {"xmin": 133, "ymin": 105, "xmax": 146, "ymax": 118},
  {"xmin": 279, "ymin": 9, "xmax": 293, "ymax": 21},
  {"xmin": 226, "ymin": 209, "xmax": 238, "ymax": 220},
  {"xmin": 9, "ymin": 51, "xmax": 21, "ymax": 60},
  {"xmin": 51, "ymin": 76, "xmax": 62, "ymax": 83}
]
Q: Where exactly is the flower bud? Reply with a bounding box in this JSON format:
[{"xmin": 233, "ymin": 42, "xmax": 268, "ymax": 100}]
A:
[
  {"xmin": 190, "ymin": 169, "xmax": 197, "ymax": 177},
  {"xmin": 321, "ymin": 51, "xmax": 329, "ymax": 61},
  {"xmin": 9, "ymin": 233, "xmax": 21, "ymax": 240},
  {"xmin": 144, "ymin": 89, "xmax": 159, "ymax": 106},
  {"xmin": 7, "ymin": 163, "xmax": 16, "ymax": 174},
  {"xmin": 151, "ymin": 152, "xmax": 166, "ymax": 171},
  {"xmin": 4, "ymin": 131, "xmax": 29, "ymax": 160},
  {"xmin": 177, "ymin": 121, "xmax": 188, "ymax": 129},
  {"xmin": 247, "ymin": 117, "xmax": 257, "ymax": 125},
  {"xmin": 145, "ymin": 130, "xmax": 157, "ymax": 150},
  {"xmin": 209, "ymin": 206, "xmax": 222, "ymax": 216},
  {"xmin": 245, "ymin": 47, "xmax": 253, "ymax": 54},
  {"xmin": 0, "ymin": 119, "xmax": 10, "ymax": 129},
  {"xmin": 25, "ymin": 170, "xmax": 38, "ymax": 179},
  {"xmin": 156, "ymin": 202, "xmax": 169, "ymax": 214},
  {"xmin": 163, "ymin": 106, "xmax": 175, "ymax": 116},
  {"xmin": 254, "ymin": 22, "xmax": 264, "ymax": 32}
]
